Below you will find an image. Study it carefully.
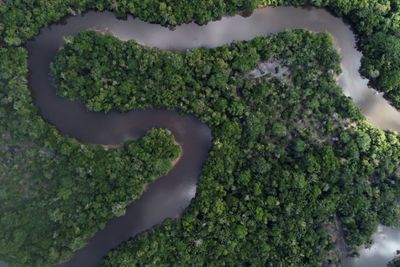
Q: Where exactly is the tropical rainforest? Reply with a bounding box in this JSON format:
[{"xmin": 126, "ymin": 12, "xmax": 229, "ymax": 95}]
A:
[
  {"xmin": 55, "ymin": 29, "xmax": 400, "ymax": 267},
  {"xmin": 0, "ymin": 47, "xmax": 180, "ymax": 265},
  {"xmin": 0, "ymin": 0, "xmax": 400, "ymax": 267},
  {"xmin": 1, "ymin": 0, "xmax": 400, "ymax": 107}
]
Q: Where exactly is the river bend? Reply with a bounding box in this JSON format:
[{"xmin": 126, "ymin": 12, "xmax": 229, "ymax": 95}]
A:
[{"xmin": 24, "ymin": 6, "xmax": 400, "ymax": 267}]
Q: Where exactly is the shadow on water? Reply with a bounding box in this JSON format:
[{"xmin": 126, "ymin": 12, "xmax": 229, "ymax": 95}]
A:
[{"xmin": 22, "ymin": 6, "xmax": 400, "ymax": 267}]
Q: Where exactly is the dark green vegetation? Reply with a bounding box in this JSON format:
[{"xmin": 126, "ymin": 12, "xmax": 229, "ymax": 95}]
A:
[
  {"xmin": 1, "ymin": 1, "xmax": 400, "ymax": 108},
  {"xmin": 0, "ymin": 47, "xmax": 179, "ymax": 266},
  {"xmin": 1, "ymin": 1, "xmax": 400, "ymax": 267},
  {"xmin": 51, "ymin": 30, "xmax": 400, "ymax": 266},
  {"xmin": 389, "ymin": 257, "xmax": 400, "ymax": 267}
]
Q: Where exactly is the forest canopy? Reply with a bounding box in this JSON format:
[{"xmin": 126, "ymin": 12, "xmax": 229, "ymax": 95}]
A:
[
  {"xmin": 0, "ymin": 0, "xmax": 400, "ymax": 266},
  {"xmin": 52, "ymin": 30, "xmax": 400, "ymax": 266},
  {"xmin": 0, "ymin": 0, "xmax": 400, "ymax": 107},
  {"xmin": 0, "ymin": 45, "xmax": 180, "ymax": 267}
]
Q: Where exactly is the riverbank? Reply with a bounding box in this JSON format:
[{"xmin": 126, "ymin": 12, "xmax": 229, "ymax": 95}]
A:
[
  {"xmin": 172, "ymin": 139, "xmax": 183, "ymax": 167},
  {"xmin": 1, "ymin": 5, "xmax": 399, "ymax": 267},
  {"xmin": 46, "ymin": 9, "xmax": 400, "ymax": 267},
  {"xmin": 388, "ymin": 255, "xmax": 400, "ymax": 267}
]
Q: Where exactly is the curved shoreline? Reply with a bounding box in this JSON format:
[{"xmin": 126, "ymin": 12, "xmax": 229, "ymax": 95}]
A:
[
  {"xmin": 27, "ymin": 17, "xmax": 213, "ymax": 266},
  {"xmin": 23, "ymin": 6, "xmax": 400, "ymax": 267}
]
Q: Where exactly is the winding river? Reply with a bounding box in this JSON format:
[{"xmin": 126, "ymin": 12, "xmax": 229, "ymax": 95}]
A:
[{"xmin": 23, "ymin": 6, "xmax": 400, "ymax": 267}]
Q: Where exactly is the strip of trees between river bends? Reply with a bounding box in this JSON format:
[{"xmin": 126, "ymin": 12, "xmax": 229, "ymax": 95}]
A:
[{"xmin": 1, "ymin": 0, "xmax": 400, "ymax": 109}]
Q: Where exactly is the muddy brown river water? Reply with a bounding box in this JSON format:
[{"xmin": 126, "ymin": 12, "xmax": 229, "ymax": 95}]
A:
[{"xmin": 22, "ymin": 6, "xmax": 400, "ymax": 267}]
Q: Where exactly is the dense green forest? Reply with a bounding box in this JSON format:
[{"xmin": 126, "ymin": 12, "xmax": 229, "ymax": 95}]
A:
[
  {"xmin": 0, "ymin": 47, "xmax": 180, "ymax": 266},
  {"xmin": 51, "ymin": 30, "xmax": 400, "ymax": 266},
  {"xmin": 1, "ymin": 1, "xmax": 400, "ymax": 266},
  {"xmin": 1, "ymin": 0, "xmax": 400, "ymax": 107}
]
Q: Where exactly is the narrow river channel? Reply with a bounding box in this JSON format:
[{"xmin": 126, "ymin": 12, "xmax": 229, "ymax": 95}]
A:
[{"xmin": 23, "ymin": 6, "xmax": 400, "ymax": 267}]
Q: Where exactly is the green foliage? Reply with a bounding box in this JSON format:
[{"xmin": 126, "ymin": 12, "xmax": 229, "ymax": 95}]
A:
[
  {"xmin": 1, "ymin": 0, "xmax": 400, "ymax": 108},
  {"xmin": 0, "ymin": 47, "xmax": 179, "ymax": 266},
  {"xmin": 50, "ymin": 31, "xmax": 400, "ymax": 266},
  {"xmin": 1, "ymin": 1, "xmax": 400, "ymax": 266},
  {"xmin": 361, "ymin": 32, "xmax": 400, "ymax": 107}
]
